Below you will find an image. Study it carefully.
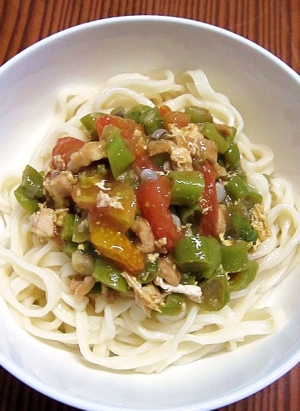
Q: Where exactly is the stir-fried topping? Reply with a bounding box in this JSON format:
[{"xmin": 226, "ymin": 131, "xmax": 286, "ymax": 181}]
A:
[{"xmin": 14, "ymin": 104, "xmax": 270, "ymax": 316}]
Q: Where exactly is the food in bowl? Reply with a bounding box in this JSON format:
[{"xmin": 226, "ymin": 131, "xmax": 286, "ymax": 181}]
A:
[{"xmin": 0, "ymin": 68, "xmax": 299, "ymax": 374}]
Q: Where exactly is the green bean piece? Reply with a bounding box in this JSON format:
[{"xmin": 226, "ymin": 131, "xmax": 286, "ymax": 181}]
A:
[
  {"xmin": 14, "ymin": 165, "xmax": 44, "ymax": 214},
  {"xmin": 63, "ymin": 242, "xmax": 78, "ymax": 258},
  {"xmin": 173, "ymin": 235, "xmax": 221, "ymax": 279},
  {"xmin": 223, "ymin": 142, "xmax": 240, "ymax": 170},
  {"xmin": 80, "ymin": 112, "xmax": 103, "ymax": 141},
  {"xmin": 78, "ymin": 164, "xmax": 105, "ymax": 186},
  {"xmin": 168, "ymin": 170, "xmax": 205, "ymax": 206},
  {"xmin": 180, "ymin": 272, "xmax": 197, "ymax": 285},
  {"xmin": 201, "ymin": 123, "xmax": 231, "ymax": 154},
  {"xmin": 125, "ymin": 105, "xmax": 163, "ymax": 135},
  {"xmin": 105, "ymin": 129, "xmax": 135, "ymax": 178},
  {"xmin": 225, "ymin": 175, "xmax": 263, "ymax": 208},
  {"xmin": 155, "ymin": 294, "xmax": 186, "ymax": 316},
  {"xmin": 228, "ymin": 260, "xmax": 258, "ymax": 291},
  {"xmin": 72, "ymin": 215, "xmax": 89, "ymax": 243},
  {"xmin": 200, "ymin": 269, "xmax": 230, "ymax": 311},
  {"xmin": 185, "ymin": 106, "xmax": 213, "ymax": 123},
  {"xmin": 216, "ymin": 124, "xmax": 237, "ymax": 143},
  {"xmin": 61, "ymin": 213, "xmax": 75, "ymax": 241},
  {"xmin": 92, "ymin": 257, "xmax": 128, "ymax": 292},
  {"xmin": 124, "ymin": 105, "xmax": 145, "ymax": 123},
  {"xmin": 221, "ymin": 242, "xmax": 251, "ymax": 273},
  {"xmin": 179, "ymin": 202, "xmax": 201, "ymax": 225},
  {"xmin": 137, "ymin": 259, "xmax": 158, "ymax": 284},
  {"xmin": 139, "ymin": 106, "xmax": 163, "ymax": 135},
  {"xmin": 151, "ymin": 153, "xmax": 170, "ymax": 168},
  {"xmin": 110, "ymin": 106, "xmax": 125, "ymax": 117},
  {"xmin": 230, "ymin": 212, "xmax": 258, "ymax": 244},
  {"xmin": 21, "ymin": 165, "xmax": 44, "ymax": 199},
  {"xmin": 14, "ymin": 185, "xmax": 39, "ymax": 214}
]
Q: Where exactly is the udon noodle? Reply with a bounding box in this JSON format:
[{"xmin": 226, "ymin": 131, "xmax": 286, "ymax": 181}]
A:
[{"xmin": 0, "ymin": 69, "xmax": 300, "ymax": 373}]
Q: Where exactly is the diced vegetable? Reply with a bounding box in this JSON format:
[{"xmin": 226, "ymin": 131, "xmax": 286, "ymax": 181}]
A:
[
  {"xmin": 14, "ymin": 186, "xmax": 39, "ymax": 214},
  {"xmin": 61, "ymin": 213, "xmax": 75, "ymax": 241},
  {"xmin": 223, "ymin": 142, "xmax": 240, "ymax": 170},
  {"xmin": 89, "ymin": 218, "xmax": 145, "ymax": 275},
  {"xmin": 125, "ymin": 105, "xmax": 163, "ymax": 135},
  {"xmin": 80, "ymin": 112, "xmax": 103, "ymax": 140},
  {"xmin": 137, "ymin": 259, "xmax": 158, "ymax": 284},
  {"xmin": 200, "ymin": 269, "xmax": 230, "ymax": 311},
  {"xmin": 168, "ymin": 170, "xmax": 205, "ymax": 205},
  {"xmin": 173, "ymin": 234, "xmax": 221, "ymax": 279},
  {"xmin": 201, "ymin": 123, "xmax": 230, "ymax": 154},
  {"xmin": 78, "ymin": 164, "xmax": 107, "ymax": 186},
  {"xmin": 185, "ymin": 106, "xmax": 213, "ymax": 123},
  {"xmin": 93, "ymin": 257, "xmax": 128, "ymax": 292},
  {"xmin": 136, "ymin": 176, "xmax": 183, "ymax": 251},
  {"xmin": 105, "ymin": 129, "xmax": 135, "ymax": 178},
  {"xmin": 163, "ymin": 111, "xmax": 191, "ymax": 129},
  {"xmin": 155, "ymin": 294, "xmax": 186, "ymax": 316},
  {"xmin": 52, "ymin": 137, "xmax": 85, "ymax": 167},
  {"xmin": 197, "ymin": 160, "xmax": 219, "ymax": 238},
  {"xmin": 228, "ymin": 261, "xmax": 258, "ymax": 291},
  {"xmin": 14, "ymin": 165, "xmax": 44, "ymax": 214},
  {"xmin": 221, "ymin": 242, "xmax": 251, "ymax": 273},
  {"xmin": 225, "ymin": 175, "xmax": 263, "ymax": 208},
  {"xmin": 72, "ymin": 215, "xmax": 89, "ymax": 243}
]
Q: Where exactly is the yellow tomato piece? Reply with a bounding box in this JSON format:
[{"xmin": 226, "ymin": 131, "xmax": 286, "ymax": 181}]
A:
[{"xmin": 90, "ymin": 219, "xmax": 144, "ymax": 275}]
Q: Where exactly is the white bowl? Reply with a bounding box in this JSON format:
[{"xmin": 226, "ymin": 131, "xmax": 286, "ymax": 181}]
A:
[{"xmin": 0, "ymin": 16, "xmax": 299, "ymax": 411}]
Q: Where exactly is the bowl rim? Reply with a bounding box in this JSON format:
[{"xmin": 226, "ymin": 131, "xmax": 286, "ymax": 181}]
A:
[{"xmin": 0, "ymin": 15, "xmax": 299, "ymax": 81}]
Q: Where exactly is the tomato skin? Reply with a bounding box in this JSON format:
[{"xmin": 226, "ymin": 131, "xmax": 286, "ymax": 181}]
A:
[
  {"xmin": 197, "ymin": 160, "xmax": 219, "ymax": 238},
  {"xmin": 96, "ymin": 114, "xmax": 156, "ymax": 172},
  {"xmin": 52, "ymin": 137, "xmax": 85, "ymax": 169},
  {"xmin": 163, "ymin": 111, "xmax": 191, "ymax": 129},
  {"xmin": 89, "ymin": 217, "xmax": 145, "ymax": 275},
  {"xmin": 136, "ymin": 176, "xmax": 182, "ymax": 251},
  {"xmin": 96, "ymin": 114, "xmax": 143, "ymax": 138},
  {"xmin": 159, "ymin": 105, "xmax": 171, "ymax": 117}
]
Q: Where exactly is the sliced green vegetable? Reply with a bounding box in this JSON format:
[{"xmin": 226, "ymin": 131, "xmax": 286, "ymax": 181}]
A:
[
  {"xmin": 221, "ymin": 242, "xmax": 251, "ymax": 273},
  {"xmin": 14, "ymin": 165, "xmax": 44, "ymax": 214},
  {"xmin": 228, "ymin": 260, "xmax": 258, "ymax": 291},
  {"xmin": 137, "ymin": 258, "xmax": 158, "ymax": 284},
  {"xmin": 92, "ymin": 257, "xmax": 128, "ymax": 292},
  {"xmin": 72, "ymin": 215, "xmax": 89, "ymax": 243},
  {"xmin": 184, "ymin": 106, "xmax": 213, "ymax": 123},
  {"xmin": 80, "ymin": 112, "xmax": 102, "ymax": 140},
  {"xmin": 180, "ymin": 272, "xmax": 197, "ymax": 285},
  {"xmin": 63, "ymin": 241, "xmax": 78, "ymax": 258},
  {"xmin": 200, "ymin": 269, "xmax": 230, "ymax": 311},
  {"xmin": 173, "ymin": 235, "xmax": 221, "ymax": 278},
  {"xmin": 110, "ymin": 106, "xmax": 125, "ymax": 117},
  {"xmin": 223, "ymin": 142, "xmax": 240, "ymax": 170},
  {"xmin": 140, "ymin": 106, "xmax": 163, "ymax": 135},
  {"xmin": 155, "ymin": 294, "xmax": 186, "ymax": 316},
  {"xmin": 14, "ymin": 186, "xmax": 39, "ymax": 214},
  {"xmin": 179, "ymin": 202, "xmax": 201, "ymax": 225},
  {"xmin": 21, "ymin": 165, "xmax": 44, "ymax": 198},
  {"xmin": 105, "ymin": 130, "xmax": 135, "ymax": 178},
  {"xmin": 230, "ymin": 212, "xmax": 258, "ymax": 244},
  {"xmin": 201, "ymin": 123, "xmax": 231, "ymax": 154},
  {"xmin": 61, "ymin": 213, "xmax": 75, "ymax": 241},
  {"xmin": 168, "ymin": 170, "xmax": 204, "ymax": 205},
  {"xmin": 78, "ymin": 164, "xmax": 106, "ymax": 186},
  {"xmin": 125, "ymin": 105, "xmax": 163, "ymax": 135},
  {"xmin": 225, "ymin": 175, "xmax": 263, "ymax": 208}
]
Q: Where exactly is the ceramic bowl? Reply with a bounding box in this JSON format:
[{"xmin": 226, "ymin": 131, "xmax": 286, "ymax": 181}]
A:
[{"xmin": 0, "ymin": 16, "xmax": 299, "ymax": 411}]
